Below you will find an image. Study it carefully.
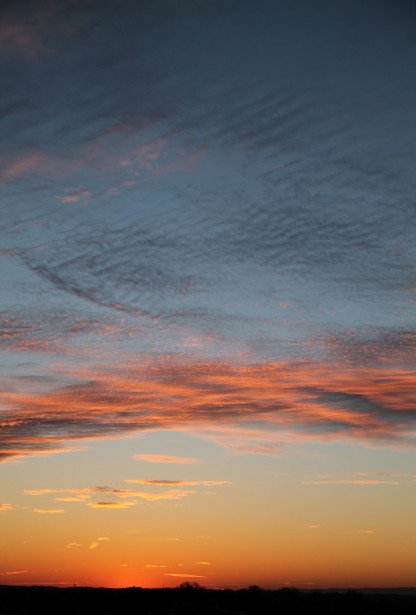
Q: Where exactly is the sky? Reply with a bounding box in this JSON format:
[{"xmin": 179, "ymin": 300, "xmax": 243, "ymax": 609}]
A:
[{"xmin": 0, "ymin": 0, "xmax": 415, "ymax": 590}]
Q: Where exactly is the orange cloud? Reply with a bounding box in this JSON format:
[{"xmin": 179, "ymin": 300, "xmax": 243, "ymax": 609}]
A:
[
  {"xmin": 33, "ymin": 508, "xmax": 65, "ymax": 514},
  {"xmin": 23, "ymin": 484, "xmax": 197, "ymax": 504},
  {"xmin": 2, "ymin": 358, "xmax": 415, "ymax": 463},
  {"xmin": 0, "ymin": 504, "xmax": 12, "ymax": 511},
  {"xmin": 164, "ymin": 573, "xmax": 205, "ymax": 578},
  {"xmin": 87, "ymin": 501, "xmax": 136, "ymax": 509},
  {"xmin": 133, "ymin": 454, "xmax": 200, "ymax": 464},
  {"xmin": 24, "ymin": 488, "xmax": 89, "ymax": 496},
  {"xmin": 146, "ymin": 564, "xmax": 166, "ymax": 568},
  {"xmin": 359, "ymin": 530, "xmax": 375, "ymax": 534},
  {"xmin": 0, "ymin": 570, "xmax": 29, "ymax": 576},
  {"xmin": 125, "ymin": 479, "xmax": 228, "ymax": 486},
  {"xmin": 89, "ymin": 539, "xmax": 108, "ymax": 550},
  {"xmin": 55, "ymin": 496, "xmax": 91, "ymax": 502}
]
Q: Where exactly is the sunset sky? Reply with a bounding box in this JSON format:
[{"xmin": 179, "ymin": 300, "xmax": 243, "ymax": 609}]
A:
[{"xmin": 1, "ymin": 0, "xmax": 415, "ymax": 589}]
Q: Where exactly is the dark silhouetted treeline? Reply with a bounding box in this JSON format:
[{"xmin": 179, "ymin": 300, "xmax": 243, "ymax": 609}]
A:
[{"xmin": 1, "ymin": 583, "xmax": 416, "ymax": 614}]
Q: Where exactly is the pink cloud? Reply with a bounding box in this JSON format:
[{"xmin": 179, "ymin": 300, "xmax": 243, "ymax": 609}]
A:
[
  {"xmin": 0, "ymin": 152, "xmax": 46, "ymax": 183},
  {"xmin": 1, "ymin": 358, "xmax": 415, "ymax": 463}
]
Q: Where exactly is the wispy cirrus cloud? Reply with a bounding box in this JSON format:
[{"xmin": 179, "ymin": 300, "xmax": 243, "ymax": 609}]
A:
[
  {"xmin": 126, "ymin": 479, "xmax": 228, "ymax": 486},
  {"xmin": 0, "ymin": 151, "xmax": 46, "ymax": 183},
  {"xmin": 33, "ymin": 508, "xmax": 65, "ymax": 513},
  {"xmin": 133, "ymin": 454, "xmax": 200, "ymax": 464},
  {"xmin": 0, "ymin": 503, "xmax": 12, "ymax": 511},
  {"xmin": 87, "ymin": 501, "xmax": 136, "ymax": 509},
  {"xmin": 24, "ymin": 484, "xmax": 201, "ymax": 504},
  {"xmin": 164, "ymin": 573, "xmax": 206, "ymax": 578},
  {"xmin": 146, "ymin": 564, "xmax": 166, "ymax": 568},
  {"xmin": 89, "ymin": 537, "xmax": 109, "ymax": 549},
  {"xmin": 303, "ymin": 480, "xmax": 400, "ymax": 486}
]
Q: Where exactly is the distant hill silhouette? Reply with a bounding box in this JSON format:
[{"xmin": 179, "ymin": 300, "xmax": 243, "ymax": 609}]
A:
[{"xmin": 1, "ymin": 584, "xmax": 416, "ymax": 614}]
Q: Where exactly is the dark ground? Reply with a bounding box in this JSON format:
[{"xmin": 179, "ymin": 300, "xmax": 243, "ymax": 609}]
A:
[{"xmin": 1, "ymin": 584, "xmax": 416, "ymax": 614}]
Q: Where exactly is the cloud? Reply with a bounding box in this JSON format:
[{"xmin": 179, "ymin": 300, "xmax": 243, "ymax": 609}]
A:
[
  {"xmin": 24, "ymin": 488, "xmax": 91, "ymax": 497},
  {"xmin": 133, "ymin": 454, "xmax": 201, "ymax": 464},
  {"xmin": 0, "ymin": 570, "xmax": 29, "ymax": 576},
  {"xmin": 164, "ymin": 573, "xmax": 205, "ymax": 578},
  {"xmin": 0, "ymin": 151, "xmax": 46, "ymax": 183},
  {"xmin": 303, "ymin": 480, "xmax": 400, "ymax": 485},
  {"xmin": 23, "ymin": 484, "xmax": 197, "ymax": 504},
  {"xmin": 0, "ymin": 1, "xmax": 415, "ymax": 467},
  {"xmin": 125, "ymin": 479, "xmax": 228, "ymax": 486},
  {"xmin": 33, "ymin": 508, "xmax": 65, "ymax": 513},
  {"xmin": 355, "ymin": 472, "xmax": 416, "ymax": 480},
  {"xmin": 0, "ymin": 503, "xmax": 12, "ymax": 511},
  {"xmin": 55, "ymin": 496, "xmax": 90, "ymax": 502},
  {"xmin": 146, "ymin": 564, "xmax": 166, "ymax": 568},
  {"xmin": 359, "ymin": 530, "xmax": 374, "ymax": 534},
  {"xmin": 57, "ymin": 189, "xmax": 92, "ymax": 204},
  {"xmin": 1, "ymin": 359, "xmax": 415, "ymax": 464},
  {"xmin": 89, "ymin": 536, "xmax": 109, "ymax": 549},
  {"xmin": 87, "ymin": 501, "xmax": 136, "ymax": 509}
]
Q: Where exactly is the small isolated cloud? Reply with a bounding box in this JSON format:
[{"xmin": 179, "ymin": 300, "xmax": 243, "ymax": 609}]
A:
[
  {"xmin": 166, "ymin": 537, "xmax": 181, "ymax": 541},
  {"xmin": 33, "ymin": 508, "xmax": 64, "ymax": 513},
  {"xmin": 126, "ymin": 479, "xmax": 228, "ymax": 486},
  {"xmin": 57, "ymin": 189, "xmax": 91, "ymax": 204},
  {"xmin": 145, "ymin": 564, "xmax": 166, "ymax": 568},
  {"xmin": 87, "ymin": 501, "xmax": 136, "ymax": 509},
  {"xmin": 55, "ymin": 496, "xmax": 90, "ymax": 502},
  {"xmin": 66, "ymin": 543, "xmax": 81, "ymax": 549},
  {"xmin": 89, "ymin": 537, "xmax": 109, "ymax": 549},
  {"xmin": 308, "ymin": 525, "xmax": 320, "ymax": 529},
  {"xmin": 303, "ymin": 480, "xmax": 400, "ymax": 485},
  {"xmin": 24, "ymin": 489, "xmax": 60, "ymax": 496},
  {"xmin": 0, "ymin": 152, "xmax": 46, "ymax": 183},
  {"xmin": 359, "ymin": 529, "xmax": 375, "ymax": 534},
  {"xmin": 164, "ymin": 573, "xmax": 205, "ymax": 578},
  {"xmin": 133, "ymin": 454, "xmax": 200, "ymax": 464},
  {"xmin": 0, "ymin": 570, "xmax": 29, "ymax": 576},
  {"xmin": 92, "ymin": 487, "xmax": 193, "ymax": 501},
  {"xmin": 196, "ymin": 561, "xmax": 211, "ymax": 565},
  {"xmin": 24, "ymin": 488, "xmax": 90, "ymax": 497},
  {"xmin": 0, "ymin": 504, "xmax": 12, "ymax": 511}
]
